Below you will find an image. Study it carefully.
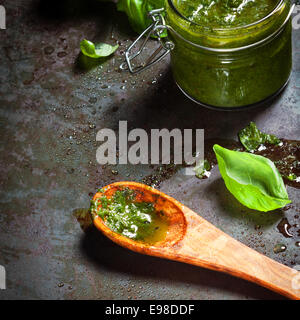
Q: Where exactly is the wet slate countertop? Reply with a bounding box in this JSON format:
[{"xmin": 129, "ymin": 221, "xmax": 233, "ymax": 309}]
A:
[{"xmin": 0, "ymin": 0, "xmax": 299, "ymax": 300}]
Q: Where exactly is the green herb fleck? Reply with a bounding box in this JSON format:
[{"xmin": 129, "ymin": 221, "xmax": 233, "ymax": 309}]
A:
[
  {"xmin": 238, "ymin": 122, "xmax": 281, "ymax": 152},
  {"xmin": 286, "ymin": 173, "xmax": 297, "ymax": 181},
  {"xmin": 194, "ymin": 159, "xmax": 211, "ymax": 179}
]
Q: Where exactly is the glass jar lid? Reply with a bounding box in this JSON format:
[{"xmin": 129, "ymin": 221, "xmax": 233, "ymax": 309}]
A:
[
  {"xmin": 169, "ymin": 0, "xmax": 282, "ymax": 30},
  {"xmin": 166, "ymin": 0, "xmax": 292, "ymax": 48}
]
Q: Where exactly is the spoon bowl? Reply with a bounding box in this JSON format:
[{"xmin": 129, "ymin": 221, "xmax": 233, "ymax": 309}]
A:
[
  {"xmin": 93, "ymin": 181, "xmax": 186, "ymax": 252},
  {"xmin": 93, "ymin": 181, "xmax": 300, "ymax": 300}
]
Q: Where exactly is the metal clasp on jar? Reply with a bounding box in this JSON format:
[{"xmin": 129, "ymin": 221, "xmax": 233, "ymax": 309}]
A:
[{"xmin": 121, "ymin": 8, "xmax": 174, "ymax": 74}]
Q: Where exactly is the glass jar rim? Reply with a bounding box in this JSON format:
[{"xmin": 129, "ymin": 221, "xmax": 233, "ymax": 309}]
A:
[{"xmin": 168, "ymin": 0, "xmax": 285, "ymax": 31}]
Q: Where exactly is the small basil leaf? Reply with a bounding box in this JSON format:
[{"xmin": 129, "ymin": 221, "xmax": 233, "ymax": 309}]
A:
[
  {"xmin": 80, "ymin": 39, "xmax": 118, "ymax": 58},
  {"xmin": 213, "ymin": 144, "xmax": 291, "ymax": 212},
  {"xmin": 238, "ymin": 122, "xmax": 281, "ymax": 152}
]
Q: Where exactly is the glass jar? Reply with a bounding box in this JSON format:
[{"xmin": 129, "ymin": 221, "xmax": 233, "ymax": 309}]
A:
[{"xmin": 124, "ymin": 0, "xmax": 294, "ymax": 110}]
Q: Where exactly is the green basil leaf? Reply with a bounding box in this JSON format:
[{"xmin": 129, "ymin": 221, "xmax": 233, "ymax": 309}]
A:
[
  {"xmin": 238, "ymin": 122, "xmax": 281, "ymax": 152},
  {"xmin": 117, "ymin": 0, "xmax": 146, "ymax": 33},
  {"xmin": 213, "ymin": 144, "xmax": 291, "ymax": 212},
  {"xmin": 117, "ymin": 0, "xmax": 166, "ymax": 36},
  {"xmin": 80, "ymin": 39, "xmax": 118, "ymax": 58}
]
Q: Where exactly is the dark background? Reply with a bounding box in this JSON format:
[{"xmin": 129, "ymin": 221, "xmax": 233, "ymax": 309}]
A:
[{"xmin": 0, "ymin": 0, "xmax": 299, "ymax": 299}]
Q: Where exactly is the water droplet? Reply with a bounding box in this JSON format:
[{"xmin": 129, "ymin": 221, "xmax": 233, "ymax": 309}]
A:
[
  {"xmin": 295, "ymin": 241, "xmax": 300, "ymax": 247},
  {"xmin": 89, "ymin": 97, "xmax": 97, "ymax": 104},
  {"xmin": 111, "ymin": 169, "xmax": 118, "ymax": 175},
  {"xmin": 120, "ymin": 85, "xmax": 126, "ymax": 90},
  {"xmin": 89, "ymin": 124, "xmax": 96, "ymax": 129},
  {"xmin": 273, "ymin": 243, "xmax": 287, "ymax": 254},
  {"xmin": 119, "ymin": 62, "xmax": 128, "ymax": 71},
  {"xmin": 57, "ymin": 51, "xmax": 67, "ymax": 58},
  {"xmin": 66, "ymin": 148, "xmax": 72, "ymax": 155},
  {"xmin": 58, "ymin": 282, "xmax": 64, "ymax": 288},
  {"xmin": 44, "ymin": 46, "xmax": 54, "ymax": 55},
  {"xmin": 277, "ymin": 218, "xmax": 293, "ymax": 238}
]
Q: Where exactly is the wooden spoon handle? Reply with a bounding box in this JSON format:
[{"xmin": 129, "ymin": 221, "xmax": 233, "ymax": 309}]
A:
[
  {"xmin": 165, "ymin": 208, "xmax": 300, "ymax": 300},
  {"xmin": 93, "ymin": 182, "xmax": 299, "ymax": 299}
]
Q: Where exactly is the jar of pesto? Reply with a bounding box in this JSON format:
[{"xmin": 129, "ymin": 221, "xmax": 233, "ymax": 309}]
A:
[{"xmin": 124, "ymin": 0, "xmax": 294, "ymax": 110}]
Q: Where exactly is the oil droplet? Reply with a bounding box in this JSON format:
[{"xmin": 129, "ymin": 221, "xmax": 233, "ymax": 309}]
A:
[
  {"xmin": 273, "ymin": 243, "xmax": 287, "ymax": 254},
  {"xmin": 111, "ymin": 169, "xmax": 118, "ymax": 175},
  {"xmin": 296, "ymin": 241, "xmax": 300, "ymax": 247}
]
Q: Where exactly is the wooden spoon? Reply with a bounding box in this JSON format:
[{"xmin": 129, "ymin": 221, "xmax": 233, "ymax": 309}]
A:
[{"xmin": 93, "ymin": 181, "xmax": 300, "ymax": 300}]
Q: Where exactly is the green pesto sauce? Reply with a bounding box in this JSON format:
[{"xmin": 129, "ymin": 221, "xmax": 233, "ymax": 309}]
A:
[
  {"xmin": 167, "ymin": 0, "xmax": 292, "ymax": 108},
  {"xmin": 175, "ymin": 0, "xmax": 278, "ymax": 28},
  {"xmin": 90, "ymin": 188, "xmax": 168, "ymax": 244}
]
